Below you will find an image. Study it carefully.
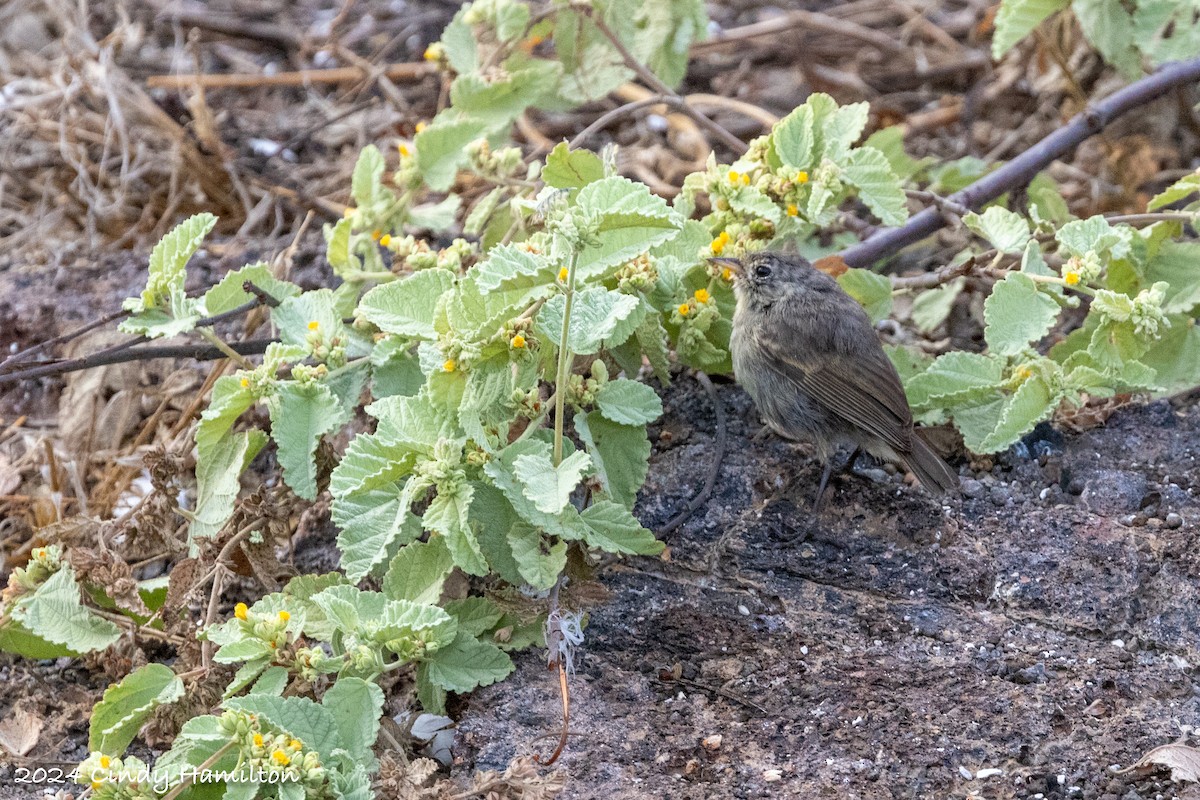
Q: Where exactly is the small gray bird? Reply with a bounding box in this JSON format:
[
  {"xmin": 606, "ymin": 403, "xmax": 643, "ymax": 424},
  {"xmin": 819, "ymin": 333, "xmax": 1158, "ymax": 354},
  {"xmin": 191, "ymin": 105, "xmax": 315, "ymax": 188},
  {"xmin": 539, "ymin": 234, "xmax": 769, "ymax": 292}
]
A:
[{"xmin": 713, "ymin": 251, "xmax": 959, "ymax": 505}]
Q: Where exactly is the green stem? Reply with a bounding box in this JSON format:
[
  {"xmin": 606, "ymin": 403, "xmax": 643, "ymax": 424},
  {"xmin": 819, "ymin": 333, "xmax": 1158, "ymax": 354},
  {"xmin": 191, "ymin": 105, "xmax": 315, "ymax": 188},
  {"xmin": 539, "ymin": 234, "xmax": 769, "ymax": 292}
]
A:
[
  {"xmin": 552, "ymin": 253, "xmax": 580, "ymax": 467},
  {"xmin": 342, "ymin": 270, "xmax": 398, "ymax": 283},
  {"xmin": 159, "ymin": 741, "xmax": 236, "ymax": 800},
  {"xmin": 197, "ymin": 328, "xmax": 253, "ymax": 369}
]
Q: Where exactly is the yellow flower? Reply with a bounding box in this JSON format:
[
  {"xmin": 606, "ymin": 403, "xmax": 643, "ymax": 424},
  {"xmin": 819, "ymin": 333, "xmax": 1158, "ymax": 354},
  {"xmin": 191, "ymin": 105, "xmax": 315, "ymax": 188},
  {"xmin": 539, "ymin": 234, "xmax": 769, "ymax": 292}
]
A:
[
  {"xmin": 240, "ymin": 377, "xmax": 250, "ymax": 388},
  {"xmin": 271, "ymin": 750, "xmax": 291, "ymax": 767},
  {"xmin": 1015, "ymin": 365, "xmax": 1033, "ymax": 381},
  {"xmin": 558, "ymin": 267, "xmax": 569, "ymax": 282},
  {"xmin": 710, "ymin": 230, "xmax": 732, "ymax": 255},
  {"xmin": 32, "ymin": 547, "xmax": 45, "ymax": 558},
  {"xmin": 398, "ymin": 143, "xmax": 411, "ymax": 157},
  {"xmin": 307, "ymin": 321, "xmax": 319, "ymax": 331},
  {"xmin": 289, "ymin": 739, "xmax": 303, "ymax": 751},
  {"xmin": 510, "ymin": 334, "xmax": 526, "ymax": 349},
  {"xmin": 443, "ymin": 359, "xmax": 456, "ymax": 373},
  {"xmin": 278, "ymin": 610, "xmax": 290, "ymax": 622},
  {"xmin": 343, "ymin": 207, "xmax": 355, "ymax": 218},
  {"xmin": 234, "ymin": 602, "xmax": 249, "ymax": 620},
  {"xmin": 415, "ymin": 121, "xmax": 427, "ymax": 134},
  {"xmin": 371, "ymin": 229, "xmax": 383, "ymax": 242},
  {"xmin": 1064, "ymin": 271, "xmax": 1081, "ymax": 286},
  {"xmin": 694, "ymin": 288, "xmax": 711, "ymax": 304},
  {"xmin": 786, "ymin": 204, "xmax": 798, "ymax": 217},
  {"xmin": 92, "ymin": 781, "xmax": 103, "ymax": 790},
  {"xmin": 423, "ymin": 44, "xmax": 442, "ymax": 61},
  {"xmin": 721, "ymin": 267, "xmax": 733, "ymax": 281},
  {"xmin": 727, "ymin": 171, "xmax": 740, "ymax": 184},
  {"xmin": 380, "ymin": 234, "xmax": 392, "ymax": 247},
  {"xmin": 253, "ymin": 733, "xmax": 264, "ymax": 747},
  {"xmin": 678, "ymin": 303, "xmax": 691, "ymax": 317},
  {"xmin": 795, "ymin": 171, "xmax": 809, "ymax": 183},
  {"xmin": 741, "ymin": 173, "xmax": 750, "ymax": 186},
  {"xmin": 99, "ymin": 756, "xmax": 111, "ymax": 769}
]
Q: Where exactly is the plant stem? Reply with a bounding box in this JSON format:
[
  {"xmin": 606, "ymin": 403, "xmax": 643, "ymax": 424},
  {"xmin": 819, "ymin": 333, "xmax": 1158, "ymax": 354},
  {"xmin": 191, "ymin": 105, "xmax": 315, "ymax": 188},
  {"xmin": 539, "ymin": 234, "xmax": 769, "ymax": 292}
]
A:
[
  {"xmin": 552, "ymin": 253, "xmax": 580, "ymax": 468},
  {"xmin": 198, "ymin": 328, "xmax": 253, "ymax": 369},
  {"xmin": 159, "ymin": 742, "xmax": 237, "ymax": 800}
]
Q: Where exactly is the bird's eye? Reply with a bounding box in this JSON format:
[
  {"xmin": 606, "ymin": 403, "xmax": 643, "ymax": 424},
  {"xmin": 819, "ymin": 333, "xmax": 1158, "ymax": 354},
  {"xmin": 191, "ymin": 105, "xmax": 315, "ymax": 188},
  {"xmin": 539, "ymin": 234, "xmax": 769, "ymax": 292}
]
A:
[{"xmin": 754, "ymin": 264, "xmax": 772, "ymax": 278}]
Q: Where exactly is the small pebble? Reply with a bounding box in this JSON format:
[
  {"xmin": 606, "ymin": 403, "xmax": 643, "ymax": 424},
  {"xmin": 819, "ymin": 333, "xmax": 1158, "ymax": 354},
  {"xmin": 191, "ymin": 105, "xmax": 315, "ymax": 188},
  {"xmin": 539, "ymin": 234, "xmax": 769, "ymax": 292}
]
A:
[
  {"xmin": 961, "ymin": 479, "xmax": 985, "ymax": 499},
  {"xmin": 702, "ymin": 734, "xmax": 722, "ymax": 752},
  {"xmin": 763, "ymin": 769, "xmax": 782, "ymax": 782},
  {"xmin": 1118, "ymin": 514, "xmax": 1136, "ymax": 527},
  {"xmin": 1165, "ymin": 513, "xmax": 1183, "ymax": 529},
  {"xmin": 958, "ymin": 766, "xmax": 973, "ymax": 780},
  {"xmin": 989, "ymin": 486, "xmax": 1010, "ymax": 507},
  {"xmin": 976, "ymin": 768, "xmax": 1004, "ymax": 779}
]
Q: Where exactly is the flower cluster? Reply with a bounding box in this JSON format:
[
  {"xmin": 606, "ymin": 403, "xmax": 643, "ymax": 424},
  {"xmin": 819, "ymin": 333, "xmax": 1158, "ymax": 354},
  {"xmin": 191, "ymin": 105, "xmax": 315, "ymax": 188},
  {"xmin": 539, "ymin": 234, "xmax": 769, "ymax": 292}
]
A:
[
  {"xmin": 233, "ymin": 603, "xmax": 293, "ymax": 654},
  {"xmin": 217, "ymin": 711, "xmax": 331, "ymax": 798},
  {"xmin": 1061, "ymin": 251, "xmax": 1103, "ymax": 286},
  {"xmin": 2, "ymin": 545, "xmax": 63, "ymax": 603},
  {"xmin": 1092, "ymin": 282, "xmax": 1171, "ymax": 338}
]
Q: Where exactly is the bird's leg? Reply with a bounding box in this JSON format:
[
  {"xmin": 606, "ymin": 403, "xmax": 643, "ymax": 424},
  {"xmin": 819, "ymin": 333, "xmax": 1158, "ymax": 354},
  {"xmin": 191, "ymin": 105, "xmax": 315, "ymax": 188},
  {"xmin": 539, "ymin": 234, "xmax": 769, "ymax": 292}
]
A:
[
  {"xmin": 842, "ymin": 446, "xmax": 864, "ymax": 475},
  {"xmin": 813, "ymin": 460, "xmax": 834, "ymax": 511}
]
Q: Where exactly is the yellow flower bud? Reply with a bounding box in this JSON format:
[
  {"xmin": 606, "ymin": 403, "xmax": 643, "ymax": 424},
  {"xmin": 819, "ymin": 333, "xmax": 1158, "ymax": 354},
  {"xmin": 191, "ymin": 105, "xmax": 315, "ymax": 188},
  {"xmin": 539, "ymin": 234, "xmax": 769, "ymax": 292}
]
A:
[
  {"xmin": 92, "ymin": 781, "xmax": 103, "ymax": 790},
  {"xmin": 558, "ymin": 267, "xmax": 569, "ymax": 282},
  {"xmin": 380, "ymin": 234, "xmax": 392, "ymax": 247},
  {"xmin": 289, "ymin": 739, "xmax": 303, "ymax": 751},
  {"xmin": 371, "ymin": 230, "xmax": 383, "ymax": 242},
  {"xmin": 511, "ymin": 334, "xmax": 526, "ymax": 349},
  {"xmin": 240, "ymin": 377, "xmax": 250, "ymax": 388},
  {"xmin": 343, "ymin": 206, "xmax": 355, "ymax": 218},
  {"xmin": 253, "ymin": 733, "xmax": 264, "ymax": 747},
  {"xmin": 786, "ymin": 204, "xmax": 798, "ymax": 217},
  {"xmin": 307, "ymin": 321, "xmax": 319, "ymax": 331},
  {"xmin": 272, "ymin": 750, "xmax": 290, "ymax": 766},
  {"xmin": 415, "ymin": 121, "xmax": 427, "ymax": 133},
  {"xmin": 278, "ymin": 610, "xmax": 290, "ymax": 622},
  {"xmin": 694, "ymin": 288, "xmax": 711, "ymax": 304},
  {"xmin": 398, "ymin": 143, "xmax": 411, "ymax": 157},
  {"xmin": 721, "ymin": 268, "xmax": 732, "ymax": 281},
  {"xmin": 443, "ymin": 359, "xmax": 456, "ymax": 373},
  {"xmin": 1064, "ymin": 271, "xmax": 1080, "ymax": 286},
  {"xmin": 795, "ymin": 171, "xmax": 809, "ymax": 183},
  {"xmin": 727, "ymin": 171, "xmax": 740, "ymax": 184},
  {"xmin": 234, "ymin": 602, "xmax": 249, "ymax": 620},
  {"xmin": 99, "ymin": 756, "xmax": 111, "ymax": 769},
  {"xmin": 741, "ymin": 173, "xmax": 750, "ymax": 185},
  {"xmin": 423, "ymin": 44, "xmax": 442, "ymax": 61},
  {"xmin": 678, "ymin": 304, "xmax": 690, "ymax": 317}
]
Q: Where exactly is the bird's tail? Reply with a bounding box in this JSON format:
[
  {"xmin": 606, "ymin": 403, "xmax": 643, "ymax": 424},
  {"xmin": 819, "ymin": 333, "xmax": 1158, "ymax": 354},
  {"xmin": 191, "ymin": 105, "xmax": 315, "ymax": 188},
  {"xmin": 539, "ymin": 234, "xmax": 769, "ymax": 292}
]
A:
[{"xmin": 903, "ymin": 431, "xmax": 960, "ymax": 496}]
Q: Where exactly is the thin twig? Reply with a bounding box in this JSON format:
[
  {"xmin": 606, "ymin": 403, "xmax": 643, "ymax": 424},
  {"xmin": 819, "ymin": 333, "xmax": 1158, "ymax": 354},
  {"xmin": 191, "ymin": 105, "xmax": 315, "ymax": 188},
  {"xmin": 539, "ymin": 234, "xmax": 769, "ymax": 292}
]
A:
[
  {"xmin": 534, "ymin": 578, "xmax": 570, "ymax": 766},
  {"xmin": 568, "ymin": 95, "xmax": 668, "ymax": 149},
  {"xmin": 659, "ymin": 371, "xmax": 726, "ymax": 536},
  {"xmin": 841, "ymin": 57, "xmax": 1200, "ymax": 269},
  {"xmin": 145, "ymin": 62, "xmax": 435, "ymax": 90},
  {"xmin": 0, "ymin": 339, "xmax": 275, "ymax": 386},
  {"xmin": 581, "ymin": 8, "xmax": 747, "ymax": 155},
  {"xmin": 0, "ymin": 309, "xmax": 129, "ymax": 373}
]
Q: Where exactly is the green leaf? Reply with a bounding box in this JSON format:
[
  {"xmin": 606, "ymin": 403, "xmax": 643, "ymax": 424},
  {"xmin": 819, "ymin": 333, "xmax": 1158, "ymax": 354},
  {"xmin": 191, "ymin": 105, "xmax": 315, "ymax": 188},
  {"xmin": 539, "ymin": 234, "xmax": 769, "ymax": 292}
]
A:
[
  {"xmin": 223, "ymin": 658, "xmax": 270, "ymax": 699},
  {"xmin": 89, "ymin": 664, "xmax": 184, "ymax": 755},
  {"xmin": 409, "ymin": 195, "xmax": 463, "ymax": 232},
  {"xmin": 424, "ymin": 484, "xmax": 488, "ymax": 576},
  {"xmin": 1134, "ymin": 0, "xmax": 1200, "ymax": 66},
  {"xmin": 964, "ymin": 207, "xmax": 1032, "ymax": 254},
  {"xmin": 824, "ymin": 101, "xmax": 871, "ymax": 159},
  {"xmin": 837, "ymin": 268, "xmax": 893, "ymax": 323},
  {"xmin": 506, "ymin": 523, "xmax": 567, "ymax": 590},
  {"xmin": 415, "ymin": 665, "xmax": 448, "ymax": 715},
  {"xmin": 334, "ymin": 486, "xmax": 424, "ymax": 582},
  {"xmin": 351, "ymin": 145, "xmax": 386, "ymax": 209},
  {"xmin": 322, "ymin": 678, "xmax": 384, "ymax": 766},
  {"xmin": 905, "ymin": 351, "xmax": 1007, "ymax": 409},
  {"xmin": 483, "ymin": 440, "xmax": 590, "ymax": 539},
  {"xmin": 1141, "ymin": 316, "xmax": 1200, "ymax": 396},
  {"xmin": 269, "ymin": 382, "xmax": 344, "ymax": 501},
  {"xmin": 978, "ymin": 375, "xmax": 1059, "ymax": 453},
  {"xmin": 416, "ymin": 117, "xmax": 490, "ymax": 191},
  {"xmin": 326, "ymin": 217, "xmax": 360, "ymax": 277},
  {"xmin": 543, "ymin": 143, "xmax": 605, "ymax": 189},
  {"xmin": 422, "ymin": 632, "xmax": 514, "ymax": 692},
  {"xmin": 910, "ymin": 277, "xmax": 965, "ymax": 334},
  {"xmin": 594, "ymin": 379, "xmax": 663, "ymax": 425},
  {"xmin": 992, "ymin": 0, "xmax": 1069, "ymax": 58},
  {"xmin": 536, "ymin": 288, "xmax": 642, "ymax": 355},
  {"xmin": 249, "ymin": 666, "xmax": 289, "ymax": 696},
  {"xmin": 573, "ymin": 411, "xmax": 650, "ymax": 509},
  {"xmin": 513, "ymin": 449, "xmax": 591, "ymax": 515},
  {"xmin": 440, "ymin": 14, "xmax": 478, "ymax": 73},
  {"xmin": 983, "ymin": 272, "xmax": 1061, "ymax": 356},
  {"xmin": 201, "ymin": 263, "xmax": 298, "ymax": 315},
  {"xmin": 579, "ymin": 500, "xmax": 664, "ymax": 555},
  {"xmin": 450, "ymin": 62, "xmax": 560, "ymax": 128},
  {"xmin": 842, "ymin": 147, "xmax": 908, "ymax": 227},
  {"xmin": 121, "ymin": 213, "xmax": 216, "ymax": 336},
  {"xmin": 862, "ymin": 126, "xmax": 924, "ymax": 180},
  {"xmin": 1143, "ymin": 241, "xmax": 1200, "ymax": 314},
  {"xmin": 444, "ymin": 597, "xmax": 505, "ymax": 638},
  {"xmin": 1148, "ymin": 170, "xmax": 1200, "ymax": 211},
  {"xmin": 1074, "ymin": 0, "xmax": 1140, "ymax": 76},
  {"xmin": 359, "ymin": 270, "xmax": 456, "ymax": 339},
  {"xmin": 10, "ymin": 568, "xmax": 122, "ymax": 654},
  {"xmin": 1056, "ymin": 215, "xmax": 1131, "ymax": 258},
  {"xmin": 271, "ymin": 289, "xmax": 344, "ymax": 351},
  {"xmin": 382, "ymin": 538, "xmax": 455, "ymax": 605},
  {"xmin": 772, "ymin": 101, "xmax": 818, "ymax": 170},
  {"xmin": 225, "ymin": 696, "xmax": 342, "ymax": 763},
  {"xmin": 191, "ymin": 430, "xmax": 267, "ymax": 543},
  {"xmin": 329, "ymin": 431, "xmax": 423, "ymax": 497},
  {"xmin": 574, "ymin": 177, "xmax": 682, "ymax": 277}
]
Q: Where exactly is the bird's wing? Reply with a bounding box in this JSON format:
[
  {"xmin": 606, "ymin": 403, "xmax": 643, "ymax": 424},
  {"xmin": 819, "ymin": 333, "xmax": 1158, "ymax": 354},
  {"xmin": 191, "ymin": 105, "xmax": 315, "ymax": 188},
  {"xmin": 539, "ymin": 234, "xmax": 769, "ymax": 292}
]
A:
[{"xmin": 753, "ymin": 326, "xmax": 913, "ymax": 452}]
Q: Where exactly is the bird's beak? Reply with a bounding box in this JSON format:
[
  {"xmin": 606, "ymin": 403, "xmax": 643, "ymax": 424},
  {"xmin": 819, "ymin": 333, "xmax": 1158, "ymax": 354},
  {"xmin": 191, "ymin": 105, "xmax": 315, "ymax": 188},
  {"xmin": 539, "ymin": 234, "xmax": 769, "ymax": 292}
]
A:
[{"xmin": 707, "ymin": 256, "xmax": 743, "ymax": 275}]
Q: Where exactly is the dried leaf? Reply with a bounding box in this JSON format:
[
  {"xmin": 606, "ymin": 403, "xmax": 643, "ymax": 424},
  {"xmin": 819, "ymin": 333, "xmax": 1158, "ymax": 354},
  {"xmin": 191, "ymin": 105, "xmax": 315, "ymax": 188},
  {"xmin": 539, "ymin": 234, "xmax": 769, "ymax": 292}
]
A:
[
  {"xmin": 0, "ymin": 708, "xmax": 42, "ymax": 756},
  {"xmin": 1116, "ymin": 743, "xmax": 1200, "ymax": 782},
  {"xmin": 813, "ymin": 254, "xmax": 849, "ymax": 277}
]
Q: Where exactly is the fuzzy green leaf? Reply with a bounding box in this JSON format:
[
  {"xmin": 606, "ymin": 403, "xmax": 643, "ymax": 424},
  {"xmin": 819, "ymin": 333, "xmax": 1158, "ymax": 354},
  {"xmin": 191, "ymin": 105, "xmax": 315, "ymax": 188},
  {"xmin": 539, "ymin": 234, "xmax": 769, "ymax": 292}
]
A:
[
  {"xmin": 964, "ymin": 207, "xmax": 1032, "ymax": 254},
  {"xmin": 351, "ymin": 145, "xmax": 386, "ymax": 209},
  {"xmin": 422, "ymin": 632, "xmax": 514, "ymax": 693},
  {"xmin": 842, "ymin": 147, "xmax": 908, "ymax": 227},
  {"xmin": 543, "ymin": 143, "xmax": 606, "ymax": 189},
  {"xmin": 415, "ymin": 117, "xmax": 490, "ymax": 191},
  {"xmin": 382, "ymin": 538, "xmax": 455, "ymax": 605},
  {"xmin": 121, "ymin": 213, "xmax": 216, "ymax": 336},
  {"xmin": 992, "ymin": 0, "xmax": 1069, "ymax": 57},
  {"xmin": 506, "ymin": 523, "xmax": 567, "ymax": 591},
  {"xmin": 1074, "ymin": 0, "xmax": 1140, "ymax": 76},
  {"xmin": 983, "ymin": 272, "xmax": 1061, "ymax": 356},
  {"xmin": 424, "ymin": 484, "xmax": 488, "ymax": 576},
  {"xmin": 225, "ymin": 696, "xmax": 342, "ymax": 762},
  {"xmin": 594, "ymin": 379, "xmax": 663, "ymax": 425},
  {"xmin": 90, "ymin": 664, "xmax": 184, "ymax": 755},
  {"xmin": 905, "ymin": 351, "xmax": 1007, "ymax": 409},
  {"xmin": 837, "ymin": 268, "xmax": 893, "ymax": 323},
  {"xmin": 334, "ymin": 486, "xmax": 424, "ymax": 582},
  {"xmin": 201, "ymin": 263, "xmax": 298, "ymax": 315},
  {"xmin": 323, "ymin": 678, "xmax": 384, "ymax": 766},
  {"xmin": 978, "ymin": 375, "xmax": 1059, "ymax": 453},
  {"xmin": 513, "ymin": 449, "xmax": 591, "ymax": 515},
  {"xmin": 359, "ymin": 270, "xmax": 456, "ymax": 339},
  {"xmin": 1056, "ymin": 215, "xmax": 1131, "ymax": 258},
  {"xmin": 1147, "ymin": 169, "xmax": 1200, "ymax": 211},
  {"xmin": 578, "ymin": 500, "xmax": 664, "ymax": 555},
  {"xmin": 574, "ymin": 177, "xmax": 682, "ymax": 277},
  {"xmin": 269, "ymin": 382, "xmax": 344, "ymax": 501},
  {"xmin": 191, "ymin": 430, "xmax": 267, "ymax": 543},
  {"xmin": 910, "ymin": 277, "xmax": 965, "ymax": 334},
  {"xmin": 10, "ymin": 568, "xmax": 122, "ymax": 654},
  {"xmin": 444, "ymin": 597, "xmax": 505, "ymax": 638},
  {"xmin": 536, "ymin": 288, "xmax": 642, "ymax": 355},
  {"xmin": 574, "ymin": 411, "xmax": 650, "ymax": 508}
]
